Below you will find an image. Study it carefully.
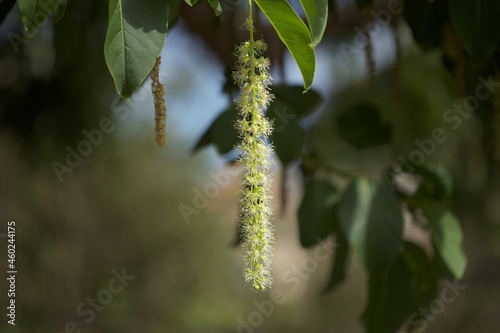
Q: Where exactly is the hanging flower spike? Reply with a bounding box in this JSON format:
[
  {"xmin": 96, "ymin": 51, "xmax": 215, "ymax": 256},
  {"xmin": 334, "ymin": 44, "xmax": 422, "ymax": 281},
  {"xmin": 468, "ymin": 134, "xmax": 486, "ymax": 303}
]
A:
[
  {"xmin": 151, "ymin": 56, "xmax": 166, "ymax": 147},
  {"xmin": 233, "ymin": 25, "xmax": 275, "ymax": 290}
]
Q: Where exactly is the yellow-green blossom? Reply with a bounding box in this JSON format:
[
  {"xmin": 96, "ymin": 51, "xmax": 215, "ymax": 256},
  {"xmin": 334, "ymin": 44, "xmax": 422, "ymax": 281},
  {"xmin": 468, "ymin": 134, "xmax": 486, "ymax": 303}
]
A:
[{"xmin": 233, "ymin": 36, "xmax": 274, "ymax": 290}]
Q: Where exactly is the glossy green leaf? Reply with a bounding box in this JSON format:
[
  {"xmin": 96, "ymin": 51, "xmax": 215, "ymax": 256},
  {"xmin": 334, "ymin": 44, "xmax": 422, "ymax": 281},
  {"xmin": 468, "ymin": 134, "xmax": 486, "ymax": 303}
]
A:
[
  {"xmin": 298, "ymin": 179, "xmax": 341, "ymax": 247},
  {"xmin": 324, "ymin": 231, "xmax": 349, "ymax": 291},
  {"xmin": 338, "ymin": 177, "xmax": 403, "ymax": 276},
  {"xmin": 104, "ymin": 0, "xmax": 168, "ymax": 98},
  {"xmin": 337, "ymin": 102, "xmax": 391, "ymax": 149},
  {"xmin": 207, "ymin": 0, "xmax": 222, "ymax": 16},
  {"xmin": 420, "ymin": 201, "xmax": 467, "ymax": 279},
  {"xmin": 362, "ymin": 255, "xmax": 413, "ymax": 333},
  {"xmin": 255, "ymin": 0, "xmax": 315, "ymax": 91},
  {"xmin": 299, "ymin": 0, "xmax": 328, "ymax": 48},
  {"xmin": 17, "ymin": 0, "xmax": 65, "ymax": 30},
  {"xmin": 449, "ymin": 0, "xmax": 500, "ymax": 63}
]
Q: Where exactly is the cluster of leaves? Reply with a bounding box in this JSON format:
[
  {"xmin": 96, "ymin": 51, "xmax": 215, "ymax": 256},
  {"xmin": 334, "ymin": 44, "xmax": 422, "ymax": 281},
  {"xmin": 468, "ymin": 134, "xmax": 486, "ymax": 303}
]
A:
[{"xmin": 5, "ymin": 0, "xmax": 329, "ymax": 98}]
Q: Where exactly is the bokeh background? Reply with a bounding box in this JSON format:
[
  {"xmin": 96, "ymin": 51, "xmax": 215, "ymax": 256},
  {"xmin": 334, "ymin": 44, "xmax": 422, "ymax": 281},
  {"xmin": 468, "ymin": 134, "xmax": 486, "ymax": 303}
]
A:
[{"xmin": 0, "ymin": 0, "xmax": 499, "ymax": 332}]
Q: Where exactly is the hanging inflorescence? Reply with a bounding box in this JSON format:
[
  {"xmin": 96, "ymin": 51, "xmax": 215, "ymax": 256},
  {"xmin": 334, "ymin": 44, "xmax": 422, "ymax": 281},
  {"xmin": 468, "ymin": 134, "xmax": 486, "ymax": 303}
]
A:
[
  {"xmin": 151, "ymin": 56, "xmax": 167, "ymax": 147},
  {"xmin": 233, "ymin": 21, "xmax": 275, "ymax": 290}
]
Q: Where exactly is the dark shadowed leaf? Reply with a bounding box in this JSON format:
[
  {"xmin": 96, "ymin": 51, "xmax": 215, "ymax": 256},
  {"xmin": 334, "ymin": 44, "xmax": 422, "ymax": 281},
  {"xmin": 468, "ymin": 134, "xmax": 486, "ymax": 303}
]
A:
[
  {"xmin": 449, "ymin": 0, "xmax": 500, "ymax": 63},
  {"xmin": 362, "ymin": 255, "xmax": 413, "ymax": 333},
  {"xmin": 270, "ymin": 117, "xmax": 304, "ymax": 165},
  {"xmin": 298, "ymin": 178, "xmax": 341, "ymax": 247},
  {"xmin": 324, "ymin": 231, "xmax": 349, "ymax": 291},
  {"xmin": 337, "ymin": 102, "xmax": 391, "ymax": 149},
  {"xmin": 355, "ymin": 0, "xmax": 373, "ymax": 11},
  {"xmin": 403, "ymin": 0, "xmax": 448, "ymax": 49},
  {"xmin": 271, "ymin": 85, "xmax": 322, "ymax": 117},
  {"xmin": 338, "ymin": 177, "xmax": 403, "ymax": 276},
  {"xmin": 0, "ymin": 0, "xmax": 15, "ymax": 26}
]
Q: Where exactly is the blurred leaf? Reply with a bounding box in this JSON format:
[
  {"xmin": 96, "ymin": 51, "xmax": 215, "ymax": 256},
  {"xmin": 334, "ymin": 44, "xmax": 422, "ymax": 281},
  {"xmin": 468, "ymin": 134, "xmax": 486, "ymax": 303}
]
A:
[
  {"xmin": 212, "ymin": 106, "xmax": 239, "ymax": 154},
  {"xmin": 337, "ymin": 102, "xmax": 391, "ymax": 149},
  {"xmin": 193, "ymin": 105, "xmax": 239, "ymax": 154},
  {"xmin": 207, "ymin": 0, "xmax": 222, "ymax": 16},
  {"xmin": 184, "ymin": 0, "xmax": 198, "ymax": 5},
  {"xmin": 271, "ymin": 85, "xmax": 322, "ymax": 117},
  {"xmin": 104, "ymin": 0, "xmax": 168, "ymax": 98},
  {"xmin": 270, "ymin": 117, "xmax": 304, "ymax": 165},
  {"xmin": 449, "ymin": 0, "xmax": 500, "ymax": 63},
  {"xmin": 17, "ymin": 0, "xmax": 65, "ymax": 30},
  {"xmin": 298, "ymin": 178, "xmax": 340, "ymax": 247},
  {"xmin": 255, "ymin": 0, "xmax": 315, "ymax": 91},
  {"xmin": 403, "ymin": 0, "xmax": 448, "ymax": 48},
  {"xmin": 167, "ymin": 0, "xmax": 182, "ymax": 28},
  {"xmin": 362, "ymin": 255, "xmax": 413, "ymax": 333},
  {"xmin": 402, "ymin": 242, "xmax": 439, "ymax": 332},
  {"xmin": 420, "ymin": 201, "xmax": 467, "ymax": 279},
  {"xmin": 51, "ymin": 0, "xmax": 66, "ymax": 24},
  {"xmin": 355, "ymin": 0, "xmax": 373, "ymax": 10},
  {"xmin": 339, "ymin": 177, "xmax": 403, "ymax": 276},
  {"xmin": 299, "ymin": 0, "xmax": 328, "ymax": 48},
  {"xmin": 402, "ymin": 161, "xmax": 453, "ymax": 200},
  {"xmin": 0, "ymin": 0, "xmax": 16, "ymax": 26},
  {"xmin": 324, "ymin": 231, "xmax": 349, "ymax": 291}
]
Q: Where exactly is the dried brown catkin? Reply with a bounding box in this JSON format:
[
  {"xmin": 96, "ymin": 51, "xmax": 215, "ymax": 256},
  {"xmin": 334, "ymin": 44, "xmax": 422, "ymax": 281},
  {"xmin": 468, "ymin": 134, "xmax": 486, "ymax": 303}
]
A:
[{"xmin": 151, "ymin": 56, "xmax": 166, "ymax": 147}]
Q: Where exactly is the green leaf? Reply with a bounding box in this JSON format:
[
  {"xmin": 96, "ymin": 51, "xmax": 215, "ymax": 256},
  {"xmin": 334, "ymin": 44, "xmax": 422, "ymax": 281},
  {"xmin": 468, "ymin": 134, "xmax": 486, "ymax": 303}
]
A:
[
  {"xmin": 449, "ymin": 0, "xmax": 500, "ymax": 63},
  {"xmin": 362, "ymin": 255, "xmax": 413, "ymax": 333},
  {"xmin": 337, "ymin": 102, "xmax": 391, "ymax": 149},
  {"xmin": 299, "ymin": 0, "xmax": 328, "ymax": 48},
  {"xmin": 401, "ymin": 242, "xmax": 439, "ymax": 332},
  {"xmin": 212, "ymin": 106, "xmax": 240, "ymax": 154},
  {"xmin": 192, "ymin": 105, "xmax": 239, "ymax": 154},
  {"xmin": 254, "ymin": 0, "xmax": 315, "ymax": 91},
  {"xmin": 403, "ymin": 0, "xmax": 448, "ymax": 49},
  {"xmin": 184, "ymin": 0, "xmax": 198, "ymax": 6},
  {"xmin": 271, "ymin": 85, "xmax": 322, "ymax": 117},
  {"xmin": 401, "ymin": 161, "xmax": 454, "ymax": 201},
  {"xmin": 298, "ymin": 179, "xmax": 341, "ymax": 247},
  {"xmin": 167, "ymin": 0, "xmax": 183, "ymax": 28},
  {"xmin": 338, "ymin": 177, "xmax": 403, "ymax": 276},
  {"xmin": 51, "ymin": 0, "xmax": 66, "ymax": 24},
  {"xmin": 270, "ymin": 116, "xmax": 304, "ymax": 165},
  {"xmin": 355, "ymin": 0, "xmax": 373, "ymax": 11},
  {"xmin": 104, "ymin": 0, "xmax": 168, "ymax": 98},
  {"xmin": 420, "ymin": 201, "xmax": 467, "ymax": 279},
  {"xmin": 17, "ymin": 0, "xmax": 65, "ymax": 30},
  {"xmin": 207, "ymin": 0, "xmax": 222, "ymax": 16},
  {"xmin": 324, "ymin": 231, "xmax": 349, "ymax": 291}
]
